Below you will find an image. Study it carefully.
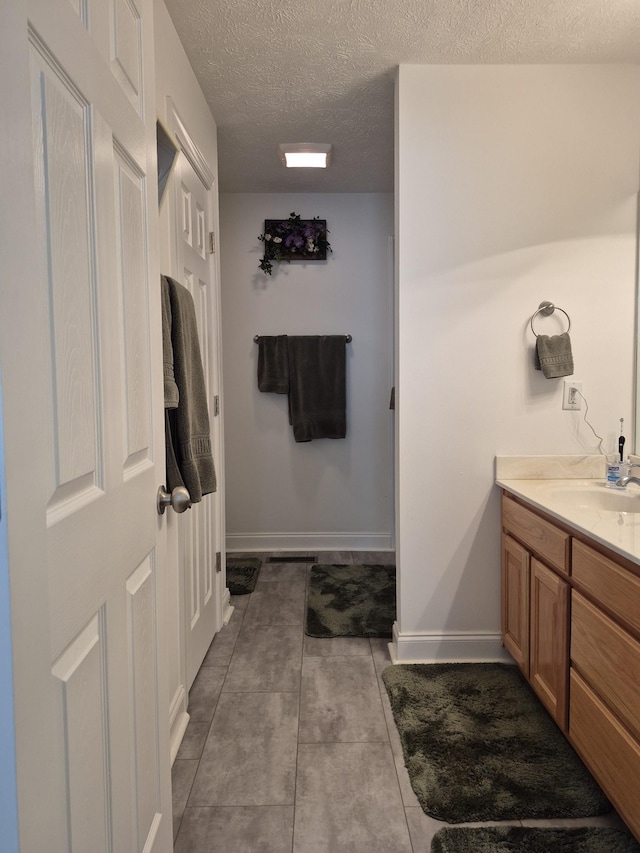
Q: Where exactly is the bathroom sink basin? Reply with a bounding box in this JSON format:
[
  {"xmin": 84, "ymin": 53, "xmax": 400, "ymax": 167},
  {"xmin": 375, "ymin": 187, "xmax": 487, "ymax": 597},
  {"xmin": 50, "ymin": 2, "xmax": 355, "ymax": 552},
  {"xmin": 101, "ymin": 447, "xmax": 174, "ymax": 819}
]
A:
[{"xmin": 547, "ymin": 483, "xmax": 640, "ymax": 514}]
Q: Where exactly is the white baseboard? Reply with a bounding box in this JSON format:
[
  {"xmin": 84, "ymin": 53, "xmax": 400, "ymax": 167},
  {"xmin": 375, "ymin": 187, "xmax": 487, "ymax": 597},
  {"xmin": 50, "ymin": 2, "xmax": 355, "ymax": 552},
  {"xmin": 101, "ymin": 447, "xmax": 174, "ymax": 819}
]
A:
[
  {"xmin": 222, "ymin": 587, "xmax": 234, "ymax": 625},
  {"xmin": 389, "ymin": 622, "xmax": 513, "ymax": 664},
  {"xmin": 226, "ymin": 532, "xmax": 394, "ymax": 552},
  {"xmin": 169, "ymin": 709, "xmax": 189, "ymax": 765}
]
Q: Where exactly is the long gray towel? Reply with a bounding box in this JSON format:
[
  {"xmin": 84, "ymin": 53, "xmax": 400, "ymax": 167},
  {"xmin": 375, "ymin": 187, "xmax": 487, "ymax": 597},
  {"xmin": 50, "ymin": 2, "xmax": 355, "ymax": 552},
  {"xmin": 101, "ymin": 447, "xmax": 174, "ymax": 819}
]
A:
[
  {"xmin": 257, "ymin": 335, "xmax": 289, "ymax": 393},
  {"xmin": 161, "ymin": 276, "xmax": 179, "ymax": 409},
  {"xmin": 163, "ymin": 275, "xmax": 216, "ymax": 501},
  {"xmin": 287, "ymin": 335, "xmax": 346, "ymax": 442},
  {"xmin": 535, "ymin": 332, "xmax": 574, "ymax": 378}
]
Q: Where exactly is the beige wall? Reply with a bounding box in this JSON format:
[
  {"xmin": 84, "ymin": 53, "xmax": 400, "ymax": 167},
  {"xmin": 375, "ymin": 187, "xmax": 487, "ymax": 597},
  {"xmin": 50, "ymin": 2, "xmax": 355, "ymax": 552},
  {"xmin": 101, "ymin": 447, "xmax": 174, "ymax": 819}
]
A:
[
  {"xmin": 220, "ymin": 192, "xmax": 395, "ymax": 551},
  {"xmin": 395, "ymin": 64, "xmax": 640, "ymax": 661}
]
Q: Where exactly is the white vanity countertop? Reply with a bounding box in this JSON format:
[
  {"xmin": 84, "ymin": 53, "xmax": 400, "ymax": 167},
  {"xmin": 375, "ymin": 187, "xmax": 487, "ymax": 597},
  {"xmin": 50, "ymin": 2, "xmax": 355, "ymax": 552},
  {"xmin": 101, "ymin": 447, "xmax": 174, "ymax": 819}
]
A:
[{"xmin": 496, "ymin": 456, "xmax": 640, "ymax": 566}]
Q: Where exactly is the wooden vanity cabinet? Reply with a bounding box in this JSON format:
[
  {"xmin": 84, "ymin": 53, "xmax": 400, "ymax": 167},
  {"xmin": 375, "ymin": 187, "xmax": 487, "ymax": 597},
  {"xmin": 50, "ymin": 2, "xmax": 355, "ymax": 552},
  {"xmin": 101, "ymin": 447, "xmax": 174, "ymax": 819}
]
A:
[
  {"xmin": 570, "ymin": 540, "xmax": 640, "ymax": 841},
  {"xmin": 501, "ymin": 495, "xmax": 570, "ymax": 729},
  {"xmin": 501, "ymin": 491, "xmax": 640, "ymax": 842}
]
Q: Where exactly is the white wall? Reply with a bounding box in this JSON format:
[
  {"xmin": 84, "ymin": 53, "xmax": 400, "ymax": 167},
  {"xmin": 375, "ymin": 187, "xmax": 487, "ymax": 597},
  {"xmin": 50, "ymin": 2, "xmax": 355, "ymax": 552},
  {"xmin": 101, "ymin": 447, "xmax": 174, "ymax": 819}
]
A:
[
  {"xmin": 395, "ymin": 65, "xmax": 640, "ymax": 662},
  {"xmin": 220, "ymin": 193, "xmax": 394, "ymax": 551},
  {"xmin": 154, "ymin": 0, "xmax": 219, "ymax": 271}
]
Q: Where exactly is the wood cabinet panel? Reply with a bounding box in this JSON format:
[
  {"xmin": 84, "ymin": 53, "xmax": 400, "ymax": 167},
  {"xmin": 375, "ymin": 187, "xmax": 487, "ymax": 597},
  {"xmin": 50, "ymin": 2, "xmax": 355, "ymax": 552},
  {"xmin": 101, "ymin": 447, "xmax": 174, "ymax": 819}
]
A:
[
  {"xmin": 502, "ymin": 495, "xmax": 570, "ymax": 576},
  {"xmin": 530, "ymin": 558, "xmax": 569, "ymax": 729},
  {"xmin": 569, "ymin": 670, "xmax": 640, "ymax": 841},
  {"xmin": 501, "ymin": 534, "xmax": 530, "ymax": 676},
  {"xmin": 571, "ymin": 591, "xmax": 640, "ymax": 742},
  {"xmin": 572, "ymin": 539, "xmax": 640, "ymax": 637}
]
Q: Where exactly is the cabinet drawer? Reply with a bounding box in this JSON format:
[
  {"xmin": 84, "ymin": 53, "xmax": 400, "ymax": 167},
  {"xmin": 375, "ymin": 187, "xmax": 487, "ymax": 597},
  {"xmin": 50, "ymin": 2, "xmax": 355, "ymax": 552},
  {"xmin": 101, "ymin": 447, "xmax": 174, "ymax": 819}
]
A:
[
  {"xmin": 572, "ymin": 539, "xmax": 640, "ymax": 636},
  {"xmin": 571, "ymin": 591, "xmax": 640, "ymax": 741},
  {"xmin": 502, "ymin": 495, "xmax": 569, "ymax": 576},
  {"xmin": 569, "ymin": 670, "xmax": 640, "ymax": 841}
]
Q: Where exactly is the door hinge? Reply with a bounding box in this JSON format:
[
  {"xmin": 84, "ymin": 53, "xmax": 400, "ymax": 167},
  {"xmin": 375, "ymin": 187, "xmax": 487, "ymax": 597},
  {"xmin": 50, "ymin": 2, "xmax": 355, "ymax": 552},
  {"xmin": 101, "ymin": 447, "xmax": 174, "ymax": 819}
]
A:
[
  {"xmin": 215, "ymin": 551, "xmax": 222, "ymax": 573},
  {"xmin": 209, "ymin": 231, "xmax": 216, "ymax": 254},
  {"xmin": 213, "ymin": 395, "xmax": 219, "ymax": 417}
]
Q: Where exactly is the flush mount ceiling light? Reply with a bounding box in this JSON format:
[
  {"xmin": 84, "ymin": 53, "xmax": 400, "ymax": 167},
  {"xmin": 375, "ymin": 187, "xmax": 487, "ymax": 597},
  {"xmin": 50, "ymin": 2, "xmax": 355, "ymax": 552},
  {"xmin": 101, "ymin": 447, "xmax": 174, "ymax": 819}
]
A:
[{"xmin": 279, "ymin": 143, "xmax": 332, "ymax": 168}]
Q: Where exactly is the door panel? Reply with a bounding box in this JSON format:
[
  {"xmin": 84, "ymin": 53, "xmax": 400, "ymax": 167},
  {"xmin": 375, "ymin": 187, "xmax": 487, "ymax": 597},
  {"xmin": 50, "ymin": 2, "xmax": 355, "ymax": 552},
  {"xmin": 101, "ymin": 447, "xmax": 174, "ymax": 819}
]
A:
[{"xmin": 9, "ymin": 1, "xmax": 173, "ymax": 850}]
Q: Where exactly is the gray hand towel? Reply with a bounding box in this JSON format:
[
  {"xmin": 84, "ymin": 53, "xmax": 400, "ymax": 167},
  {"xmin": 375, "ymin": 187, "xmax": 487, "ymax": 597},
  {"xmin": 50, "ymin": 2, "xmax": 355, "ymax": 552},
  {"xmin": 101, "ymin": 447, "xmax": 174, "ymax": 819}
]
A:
[
  {"xmin": 287, "ymin": 335, "xmax": 346, "ymax": 442},
  {"xmin": 258, "ymin": 335, "xmax": 289, "ymax": 393},
  {"xmin": 161, "ymin": 275, "xmax": 179, "ymax": 409},
  {"xmin": 165, "ymin": 276, "xmax": 216, "ymax": 501},
  {"xmin": 535, "ymin": 332, "xmax": 574, "ymax": 379}
]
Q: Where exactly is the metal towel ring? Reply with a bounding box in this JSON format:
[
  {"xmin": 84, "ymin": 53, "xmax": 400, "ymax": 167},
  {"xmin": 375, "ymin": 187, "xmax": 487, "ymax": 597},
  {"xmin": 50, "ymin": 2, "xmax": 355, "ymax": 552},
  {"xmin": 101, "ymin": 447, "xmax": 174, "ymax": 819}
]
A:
[{"xmin": 529, "ymin": 301, "xmax": 571, "ymax": 337}]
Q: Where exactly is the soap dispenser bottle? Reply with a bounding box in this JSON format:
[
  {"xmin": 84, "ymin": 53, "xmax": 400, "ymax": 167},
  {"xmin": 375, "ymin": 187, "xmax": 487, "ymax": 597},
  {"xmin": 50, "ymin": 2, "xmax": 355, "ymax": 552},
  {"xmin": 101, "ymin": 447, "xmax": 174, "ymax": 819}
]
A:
[{"xmin": 606, "ymin": 419, "xmax": 629, "ymax": 489}]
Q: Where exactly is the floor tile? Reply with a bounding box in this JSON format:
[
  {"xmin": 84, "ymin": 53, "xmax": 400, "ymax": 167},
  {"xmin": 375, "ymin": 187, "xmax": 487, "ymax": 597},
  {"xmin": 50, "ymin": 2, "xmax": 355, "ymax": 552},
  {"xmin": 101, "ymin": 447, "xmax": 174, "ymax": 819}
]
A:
[
  {"xmin": 188, "ymin": 692, "xmax": 299, "ymax": 806},
  {"xmin": 202, "ymin": 607, "xmax": 243, "ymax": 666},
  {"xmin": 314, "ymin": 551, "xmax": 354, "ymax": 564},
  {"xmin": 187, "ymin": 666, "xmax": 226, "ymax": 722},
  {"xmin": 303, "ymin": 635, "xmax": 372, "ymax": 657},
  {"xmin": 404, "ymin": 809, "xmax": 448, "ymax": 853},
  {"xmin": 223, "ymin": 625, "xmax": 303, "ymax": 692},
  {"xmin": 174, "ymin": 806, "xmax": 294, "ymax": 853},
  {"xmin": 243, "ymin": 580, "xmax": 306, "ymax": 628},
  {"xmin": 350, "ymin": 550, "xmax": 396, "ymax": 565},
  {"xmin": 256, "ymin": 563, "xmax": 310, "ymax": 583},
  {"xmin": 293, "ymin": 742, "xmax": 412, "ymax": 852},
  {"xmin": 175, "ymin": 720, "xmax": 210, "ymax": 760},
  {"xmin": 172, "ymin": 759, "xmax": 198, "ymax": 841},
  {"xmin": 369, "ymin": 637, "xmax": 393, "ymax": 673},
  {"xmin": 229, "ymin": 593, "xmax": 251, "ymax": 612},
  {"xmin": 298, "ymin": 655, "xmax": 388, "ymax": 743}
]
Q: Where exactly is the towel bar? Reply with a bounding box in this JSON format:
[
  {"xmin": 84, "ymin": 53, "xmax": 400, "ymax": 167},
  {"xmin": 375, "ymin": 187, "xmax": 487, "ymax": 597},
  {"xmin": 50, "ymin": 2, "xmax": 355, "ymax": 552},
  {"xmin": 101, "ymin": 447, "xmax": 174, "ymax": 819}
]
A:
[
  {"xmin": 529, "ymin": 302, "xmax": 571, "ymax": 337},
  {"xmin": 254, "ymin": 334, "xmax": 352, "ymax": 343}
]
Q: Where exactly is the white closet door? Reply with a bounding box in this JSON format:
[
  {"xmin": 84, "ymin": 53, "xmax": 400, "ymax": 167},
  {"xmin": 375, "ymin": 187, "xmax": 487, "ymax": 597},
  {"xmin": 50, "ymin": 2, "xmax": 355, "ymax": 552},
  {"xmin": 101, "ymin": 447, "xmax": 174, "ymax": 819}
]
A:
[
  {"xmin": 1, "ymin": 1, "xmax": 172, "ymax": 850},
  {"xmin": 173, "ymin": 147, "xmax": 223, "ymax": 688}
]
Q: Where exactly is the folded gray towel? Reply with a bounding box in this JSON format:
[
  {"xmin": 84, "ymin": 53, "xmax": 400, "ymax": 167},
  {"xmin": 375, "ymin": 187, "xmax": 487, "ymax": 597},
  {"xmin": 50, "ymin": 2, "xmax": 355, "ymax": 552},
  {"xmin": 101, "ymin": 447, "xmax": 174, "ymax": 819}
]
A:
[
  {"xmin": 258, "ymin": 335, "xmax": 289, "ymax": 393},
  {"xmin": 535, "ymin": 332, "xmax": 574, "ymax": 379},
  {"xmin": 287, "ymin": 335, "xmax": 346, "ymax": 442},
  {"xmin": 161, "ymin": 276, "xmax": 179, "ymax": 409},
  {"xmin": 165, "ymin": 276, "xmax": 216, "ymax": 501}
]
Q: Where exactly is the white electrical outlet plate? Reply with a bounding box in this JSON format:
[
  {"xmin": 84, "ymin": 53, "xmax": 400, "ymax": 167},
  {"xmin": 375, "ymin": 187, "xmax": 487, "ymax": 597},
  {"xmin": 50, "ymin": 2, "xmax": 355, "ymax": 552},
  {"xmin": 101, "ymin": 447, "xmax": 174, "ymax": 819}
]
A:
[{"xmin": 562, "ymin": 380, "xmax": 582, "ymax": 410}]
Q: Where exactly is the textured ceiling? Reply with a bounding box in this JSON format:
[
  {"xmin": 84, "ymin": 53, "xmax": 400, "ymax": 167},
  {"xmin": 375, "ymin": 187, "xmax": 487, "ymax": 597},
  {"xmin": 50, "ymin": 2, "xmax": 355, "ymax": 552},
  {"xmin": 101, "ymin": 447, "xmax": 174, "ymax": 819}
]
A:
[{"xmin": 163, "ymin": 0, "xmax": 640, "ymax": 193}]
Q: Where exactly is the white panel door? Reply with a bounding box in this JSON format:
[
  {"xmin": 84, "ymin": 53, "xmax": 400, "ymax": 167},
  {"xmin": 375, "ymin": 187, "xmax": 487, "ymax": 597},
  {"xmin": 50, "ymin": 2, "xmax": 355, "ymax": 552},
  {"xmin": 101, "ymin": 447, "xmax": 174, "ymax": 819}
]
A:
[
  {"xmin": 0, "ymin": 1, "xmax": 172, "ymax": 850},
  {"xmin": 173, "ymin": 149, "xmax": 223, "ymax": 688}
]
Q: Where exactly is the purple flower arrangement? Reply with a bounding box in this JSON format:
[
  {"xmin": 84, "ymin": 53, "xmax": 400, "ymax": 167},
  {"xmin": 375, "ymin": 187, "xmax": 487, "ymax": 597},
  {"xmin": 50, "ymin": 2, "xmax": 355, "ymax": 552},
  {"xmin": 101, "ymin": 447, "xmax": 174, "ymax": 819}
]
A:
[{"xmin": 258, "ymin": 212, "xmax": 332, "ymax": 275}]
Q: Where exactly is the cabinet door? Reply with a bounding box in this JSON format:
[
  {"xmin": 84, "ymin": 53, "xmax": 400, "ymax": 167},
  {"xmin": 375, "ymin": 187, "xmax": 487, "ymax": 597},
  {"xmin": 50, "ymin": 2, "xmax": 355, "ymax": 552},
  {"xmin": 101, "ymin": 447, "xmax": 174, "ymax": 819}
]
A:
[
  {"xmin": 502, "ymin": 534, "xmax": 530, "ymax": 676},
  {"xmin": 530, "ymin": 558, "xmax": 569, "ymax": 729}
]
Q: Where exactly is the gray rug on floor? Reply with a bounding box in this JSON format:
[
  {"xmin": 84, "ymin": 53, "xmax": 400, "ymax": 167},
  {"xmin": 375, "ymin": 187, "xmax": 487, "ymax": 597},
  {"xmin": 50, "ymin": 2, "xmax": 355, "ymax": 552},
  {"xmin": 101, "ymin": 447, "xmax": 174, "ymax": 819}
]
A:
[
  {"xmin": 382, "ymin": 663, "xmax": 611, "ymax": 823},
  {"xmin": 431, "ymin": 826, "xmax": 640, "ymax": 853},
  {"xmin": 305, "ymin": 563, "xmax": 395, "ymax": 638},
  {"xmin": 226, "ymin": 557, "xmax": 261, "ymax": 594}
]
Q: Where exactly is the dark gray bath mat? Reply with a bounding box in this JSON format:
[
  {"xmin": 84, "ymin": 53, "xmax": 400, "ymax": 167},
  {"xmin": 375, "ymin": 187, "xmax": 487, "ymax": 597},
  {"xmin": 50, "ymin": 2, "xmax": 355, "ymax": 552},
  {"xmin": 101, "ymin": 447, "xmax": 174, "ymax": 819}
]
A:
[
  {"xmin": 431, "ymin": 826, "xmax": 640, "ymax": 853},
  {"xmin": 305, "ymin": 563, "xmax": 395, "ymax": 638},
  {"xmin": 226, "ymin": 557, "xmax": 261, "ymax": 594},
  {"xmin": 382, "ymin": 663, "xmax": 610, "ymax": 823}
]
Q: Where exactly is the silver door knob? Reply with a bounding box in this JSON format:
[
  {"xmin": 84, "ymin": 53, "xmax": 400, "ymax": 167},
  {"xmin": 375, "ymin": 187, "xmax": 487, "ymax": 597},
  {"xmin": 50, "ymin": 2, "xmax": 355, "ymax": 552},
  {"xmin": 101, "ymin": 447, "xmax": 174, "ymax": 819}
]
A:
[{"xmin": 157, "ymin": 485, "xmax": 191, "ymax": 515}]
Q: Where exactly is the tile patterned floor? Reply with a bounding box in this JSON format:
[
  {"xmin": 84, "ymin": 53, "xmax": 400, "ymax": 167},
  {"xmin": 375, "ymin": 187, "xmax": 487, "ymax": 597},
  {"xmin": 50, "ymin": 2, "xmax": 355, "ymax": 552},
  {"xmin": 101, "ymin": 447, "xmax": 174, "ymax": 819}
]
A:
[{"xmin": 172, "ymin": 551, "xmax": 625, "ymax": 852}]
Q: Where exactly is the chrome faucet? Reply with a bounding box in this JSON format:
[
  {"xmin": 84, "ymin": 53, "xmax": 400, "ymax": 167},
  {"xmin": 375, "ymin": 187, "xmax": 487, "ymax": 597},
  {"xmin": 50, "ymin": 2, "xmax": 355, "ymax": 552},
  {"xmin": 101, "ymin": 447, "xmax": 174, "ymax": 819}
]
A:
[
  {"xmin": 616, "ymin": 475, "xmax": 640, "ymax": 488},
  {"xmin": 615, "ymin": 462, "xmax": 640, "ymax": 489}
]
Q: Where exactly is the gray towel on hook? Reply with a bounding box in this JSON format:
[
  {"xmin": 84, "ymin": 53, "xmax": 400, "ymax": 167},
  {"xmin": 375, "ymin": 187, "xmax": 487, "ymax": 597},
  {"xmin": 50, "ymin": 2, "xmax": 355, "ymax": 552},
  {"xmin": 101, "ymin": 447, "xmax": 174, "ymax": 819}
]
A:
[
  {"xmin": 257, "ymin": 335, "xmax": 289, "ymax": 393},
  {"xmin": 164, "ymin": 276, "xmax": 216, "ymax": 501},
  {"xmin": 287, "ymin": 335, "xmax": 346, "ymax": 442},
  {"xmin": 535, "ymin": 332, "xmax": 574, "ymax": 379},
  {"xmin": 161, "ymin": 276, "xmax": 179, "ymax": 409}
]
